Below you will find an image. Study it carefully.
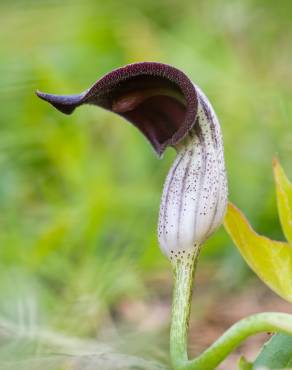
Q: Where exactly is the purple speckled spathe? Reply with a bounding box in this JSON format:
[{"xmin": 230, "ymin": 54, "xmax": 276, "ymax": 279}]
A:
[{"xmin": 36, "ymin": 62, "xmax": 198, "ymax": 156}]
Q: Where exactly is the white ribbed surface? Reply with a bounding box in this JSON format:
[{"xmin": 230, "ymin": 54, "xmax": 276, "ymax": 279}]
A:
[{"xmin": 158, "ymin": 86, "xmax": 228, "ymax": 259}]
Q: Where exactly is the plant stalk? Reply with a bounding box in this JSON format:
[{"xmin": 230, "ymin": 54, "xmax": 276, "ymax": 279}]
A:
[
  {"xmin": 170, "ymin": 247, "xmax": 292, "ymax": 370},
  {"xmin": 170, "ymin": 247, "xmax": 200, "ymax": 370},
  {"xmin": 185, "ymin": 312, "xmax": 292, "ymax": 370}
]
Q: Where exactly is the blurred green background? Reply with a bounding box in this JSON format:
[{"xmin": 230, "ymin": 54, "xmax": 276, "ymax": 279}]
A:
[{"xmin": 0, "ymin": 0, "xmax": 292, "ymax": 367}]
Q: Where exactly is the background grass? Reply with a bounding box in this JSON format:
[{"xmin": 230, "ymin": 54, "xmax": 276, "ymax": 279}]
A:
[{"xmin": 0, "ymin": 0, "xmax": 292, "ymax": 368}]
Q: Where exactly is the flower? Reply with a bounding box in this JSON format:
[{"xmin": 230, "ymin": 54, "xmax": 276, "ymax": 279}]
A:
[{"xmin": 36, "ymin": 62, "xmax": 228, "ymax": 261}]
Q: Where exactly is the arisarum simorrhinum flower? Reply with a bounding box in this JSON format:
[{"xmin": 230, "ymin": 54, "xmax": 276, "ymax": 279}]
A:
[
  {"xmin": 37, "ymin": 62, "xmax": 292, "ymax": 370},
  {"xmin": 36, "ymin": 62, "xmax": 228, "ymax": 262}
]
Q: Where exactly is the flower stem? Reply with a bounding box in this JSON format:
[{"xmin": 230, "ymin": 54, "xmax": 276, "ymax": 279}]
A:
[
  {"xmin": 185, "ymin": 312, "xmax": 292, "ymax": 370},
  {"xmin": 170, "ymin": 248, "xmax": 292, "ymax": 370},
  {"xmin": 170, "ymin": 247, "xmax": 200, "ymax": 370}
]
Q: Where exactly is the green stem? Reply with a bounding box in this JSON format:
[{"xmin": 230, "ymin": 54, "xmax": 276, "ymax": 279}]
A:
[
  {"xmin": 170, "ymin": 247, "xmax": 200, "ymax": 370},
  {"xmin": 185, "ymin": 312, "xmax": 292, "ymax": 370},
  {"xmin": 170, "ymin": 248, "xmax": 292, "ymax": 370}
]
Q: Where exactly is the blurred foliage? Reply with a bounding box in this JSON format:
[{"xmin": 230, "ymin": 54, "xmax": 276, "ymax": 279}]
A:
[
  {"xmin": 273, "ymin": 157, "xmax": 292, "ymax": 244},
  {"xmin": 0, "ymin": 0, "xmax": 292, "ymax": 354}
]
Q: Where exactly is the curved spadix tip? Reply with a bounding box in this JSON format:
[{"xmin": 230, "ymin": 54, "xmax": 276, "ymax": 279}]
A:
[{"xmin": 35, "ymin": 90, "xmax": 85, "ymax": 115}]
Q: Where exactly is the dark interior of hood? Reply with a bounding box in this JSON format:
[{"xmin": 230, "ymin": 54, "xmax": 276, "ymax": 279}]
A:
[{"xmin": 89, "ymin": 75, "xmax": 187, "ymax": 154}]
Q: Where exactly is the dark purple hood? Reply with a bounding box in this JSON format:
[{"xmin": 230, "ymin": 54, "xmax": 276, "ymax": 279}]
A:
[{"xmin": 36, "ymin": 62, "xmax": 198, "ymax": 156}]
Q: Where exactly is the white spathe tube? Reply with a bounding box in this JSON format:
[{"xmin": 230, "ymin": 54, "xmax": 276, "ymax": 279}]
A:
[{"xmin": 158, "ymin": 86, "xmax": 228, "ymax": 260}]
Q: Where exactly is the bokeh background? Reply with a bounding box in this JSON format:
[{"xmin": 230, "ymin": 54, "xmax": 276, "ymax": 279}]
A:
[{"xmin": 0, "ymin": 0, "xmax": 292, "ymax": 369}]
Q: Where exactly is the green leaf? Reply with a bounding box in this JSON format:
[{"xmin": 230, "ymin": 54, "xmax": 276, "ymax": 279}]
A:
[
  {"xmin": 224, "ymin": 202, "xmax": 292, "ymax": 302},
  {"xmin": 238, "ymin": 356, "xmax": 253, "ymax": 370},
  {"xmin": 254, "ymin": 333, "xmax": 292, "ymax": 369},
  {"xmin": 273, "ymin": 157, "xmax": 292, "ymax": 245}
]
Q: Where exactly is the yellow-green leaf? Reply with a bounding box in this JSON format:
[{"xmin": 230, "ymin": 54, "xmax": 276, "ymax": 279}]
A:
[
  {"xmin": 273, "ymin": 157, "xmax": 292, "ymax": 244},
  {"xmin": 224, "ymin": 202, "xmax": 292, "ymax": 302}
]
